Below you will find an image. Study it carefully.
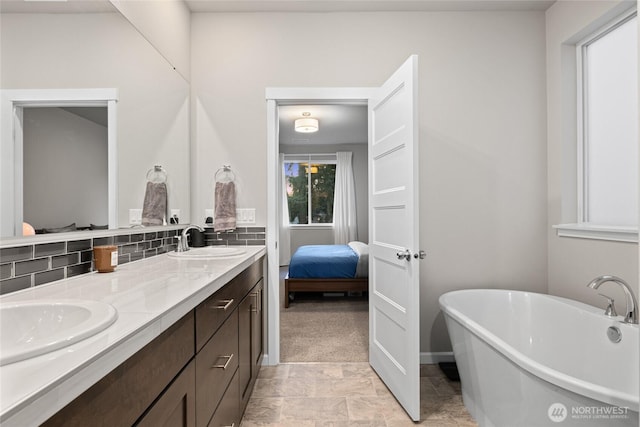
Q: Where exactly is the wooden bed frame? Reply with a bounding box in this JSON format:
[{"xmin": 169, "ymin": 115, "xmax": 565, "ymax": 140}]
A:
[{"xmin": 284, "ymin": 276, "xmax": 368, "ymax": 308}]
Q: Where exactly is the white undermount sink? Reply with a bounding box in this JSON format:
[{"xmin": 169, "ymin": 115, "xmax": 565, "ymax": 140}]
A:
[
  {"xmin": 167, "ymin": 246, "xmax": 246, "ymax": 259},
  {"xmin": 0, "ymin": 300, "xmax": 118, "ymax": 366}
]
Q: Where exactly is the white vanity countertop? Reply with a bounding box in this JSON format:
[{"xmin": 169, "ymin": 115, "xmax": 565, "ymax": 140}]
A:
[{"xmin": 0, "ymin": 245, "xmax": 266, "ymax": 427}]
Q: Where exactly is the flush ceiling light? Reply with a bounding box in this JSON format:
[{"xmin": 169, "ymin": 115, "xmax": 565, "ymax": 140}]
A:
[{"xmin": 295, "ymin": 112, "xmax": 319, "ymax": 133}]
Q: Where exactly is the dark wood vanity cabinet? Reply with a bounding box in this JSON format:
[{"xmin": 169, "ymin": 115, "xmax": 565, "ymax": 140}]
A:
[
  {"xmin": 42, "ymin": 312, "xmax": 196, "ymax": 427},
  {"xmin": 238, "ymin": 279, "xmax": 264, "ymax": 413},
  {"xmin": 195, "ymin": 258, "xmax": 263, "ymax": 427},
  {"xmin": 42, "ymin": 257, "xmax": 264, "ymax": 427}
]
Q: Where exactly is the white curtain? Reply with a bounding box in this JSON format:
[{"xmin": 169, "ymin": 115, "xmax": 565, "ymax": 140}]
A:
[
  {"xmin": 279, "ymin": 153, "xmax": 292, "ymax": 265},
  {"xmin": 333, "ymin": 151, "xmax": 358, "ymax": 244}
]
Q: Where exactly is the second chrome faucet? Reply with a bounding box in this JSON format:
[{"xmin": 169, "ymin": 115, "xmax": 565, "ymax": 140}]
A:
[
  {"xmin": 587, "ymin": 275, "xmax": 638, "ymax": 324},
  {"xmin": 175, "ymin": 225, "xmax": 204, "ymax": 252}
]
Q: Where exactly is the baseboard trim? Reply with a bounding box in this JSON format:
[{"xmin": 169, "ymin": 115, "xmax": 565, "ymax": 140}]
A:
[
  {"xmin": 421, "ymin": 352, "xmax": 455, "ymax": 364},
  {"xmin": 262, "ymin": 353, "xmax": 275, "ymax": 366}
]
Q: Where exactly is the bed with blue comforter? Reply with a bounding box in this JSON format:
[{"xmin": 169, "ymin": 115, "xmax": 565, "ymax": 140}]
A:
[{"xmin": 285, "ymin": 241, "xmax": 368, "ymax": 308}]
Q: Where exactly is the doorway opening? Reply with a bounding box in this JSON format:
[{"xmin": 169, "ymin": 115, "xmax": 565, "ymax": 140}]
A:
[
  {"xmin": 277, "ymin": 103, "xmax": 369, "ymax": 363},
  {"xmin": 265, "ymin": 88, "xmax": 374, "ymax": 366}
]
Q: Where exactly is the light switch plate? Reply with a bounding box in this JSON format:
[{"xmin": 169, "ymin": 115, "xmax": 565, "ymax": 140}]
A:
[{"xmin": 236, "ymin": 208, "xmax": 256, "ymax": 224}]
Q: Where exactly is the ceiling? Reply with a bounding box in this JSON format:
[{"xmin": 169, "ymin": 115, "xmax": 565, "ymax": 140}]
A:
[
  {"xmin": 279, "ymin": 104, "xmax": 368, "ymax": 146},
  {"xmin": 185, "ymin": 0, "xmax": 556, "ymax": 13},
  {"xmin": 61, "ymin": 106, "xmax": 109, "ymax": 127},
  {"xmin": 0, "ymin": 0, "xmax": 556, "ymax": 14}
]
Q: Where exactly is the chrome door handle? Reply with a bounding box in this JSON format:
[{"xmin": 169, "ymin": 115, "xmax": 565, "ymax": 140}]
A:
[
  {"xmin": 413, "ymin": 250, "xmax": 426, "ymax": 260},
  {"xmin": 396, "ymin": 249, "xmax": 411, "ymax": 261}
]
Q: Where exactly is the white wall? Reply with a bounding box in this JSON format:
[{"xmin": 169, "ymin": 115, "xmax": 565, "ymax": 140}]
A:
[
  {"xmin": 110, "ymin": 0, "xmax": 191, "ymax": 81},
  {"xmin": 546, "ymin": 0, "xmax": 639, "ymax": 315},
  {"xmin": 1, "ymin": 12, "xmax": 190, "ymax": 230},
  {"xmin": 23, "ymin": 108, "xmax": 108, "ymax": 230},
  {"xmin": 191, "ymin": 11, "xmax": 548, "ymax": 354},
  {"xmin": 281, "ymin": 143, "xmax": 369, "ymax": 254}
]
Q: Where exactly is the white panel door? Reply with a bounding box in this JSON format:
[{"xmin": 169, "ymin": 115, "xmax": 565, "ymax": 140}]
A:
[{"xmin": 368, "ymin": 55, "xmax": 420, "ymax": 421}]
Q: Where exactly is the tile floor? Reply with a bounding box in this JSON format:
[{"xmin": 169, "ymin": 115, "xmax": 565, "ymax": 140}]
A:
[{"xmin": 241, "ymin": 362, "xmax": 478, "ymax": 426}]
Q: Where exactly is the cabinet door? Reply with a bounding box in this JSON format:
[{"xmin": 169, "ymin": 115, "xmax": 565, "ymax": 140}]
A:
[
  {"xmin": 136, "ymin": 361, "xmax": 196, "ymax": 427},
  {"xmin": 239, "ymin": 279, "xmax": 264, "ymax": 413},
  {"xmin": 251, "ymin": 279, "xmax": 264, "ymax": 369},
  {"xmin": 238, "ymin": 292, "xmax": 252, "ymax": 409}
]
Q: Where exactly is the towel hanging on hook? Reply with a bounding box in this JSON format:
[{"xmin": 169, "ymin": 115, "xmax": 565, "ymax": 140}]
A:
[
  {"xmin": 213, "ymin": 165, "xmax": 236, "ymax": 231},
  {"xmin": 142, "ymin": 165, "xmax": 168, "ymax": 226}
]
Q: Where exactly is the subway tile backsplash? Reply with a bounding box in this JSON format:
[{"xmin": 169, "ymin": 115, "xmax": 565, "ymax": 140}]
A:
[
  {"xmin": 203, "ymin": 226, "xmax": 266, "ymax": 247},
  {"xmin": 0, "ymin": 226, "xmax": 265, "ymax": 296}
]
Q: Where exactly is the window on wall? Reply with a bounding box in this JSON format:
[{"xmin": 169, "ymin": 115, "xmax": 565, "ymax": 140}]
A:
[
  {"xmin": 284, "ymin": 154, "xmax": 336, "ymax": 225},
  {"xmin": 578, "ymin": 11, "xmax": 638, "ymax": 228}
]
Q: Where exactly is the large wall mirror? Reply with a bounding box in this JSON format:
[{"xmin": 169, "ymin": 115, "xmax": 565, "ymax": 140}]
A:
[{"xmin": 0, "ymin": 2, "xmax": 191, "ymax": 238}]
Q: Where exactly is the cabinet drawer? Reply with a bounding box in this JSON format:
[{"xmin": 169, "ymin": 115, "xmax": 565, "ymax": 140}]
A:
[
  {"xmin": 195, "ymin": 309, "xmax": 239, "ymax": 427},
  {"xmin": 195, "ymin": 282, "xmax": 238, "ymax": 352},
  {"xmin": 207, "ymin": 371, "xmax": 239, "ymax": 427},
  {"xmin": 234, "ymin": 258, "xmax": 263, "ymax": 300},
  {"xmin": 195, "ymin": 259, "xmax": 263, "ymax": 351}
]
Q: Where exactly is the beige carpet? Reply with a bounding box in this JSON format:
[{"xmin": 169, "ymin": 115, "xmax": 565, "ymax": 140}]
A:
[{"xmin": 280, "ymin": 270, "xmax": 369, "ymax": 362}]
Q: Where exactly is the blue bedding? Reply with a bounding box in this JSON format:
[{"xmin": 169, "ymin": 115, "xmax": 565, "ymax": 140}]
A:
[{"xmin": 288, "ymin": 245, "xmax": 359, "ymax": 279}]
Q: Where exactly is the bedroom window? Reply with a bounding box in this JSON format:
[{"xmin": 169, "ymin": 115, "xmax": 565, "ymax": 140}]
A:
[
  {"xmin": 284, "ymin": 155, "xmax": 336, "ymax": 225},
  {"xmin": 577, "ymin": 11, "xmax": 638, "ymax": 227}
]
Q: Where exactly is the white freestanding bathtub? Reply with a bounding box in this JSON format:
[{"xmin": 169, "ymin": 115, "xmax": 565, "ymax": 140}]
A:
[{"xmin": 439, "ymin": 289, "xmax": 639, "ymax": 427}]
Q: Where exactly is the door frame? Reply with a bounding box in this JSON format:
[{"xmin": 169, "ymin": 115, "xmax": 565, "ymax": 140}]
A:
[{"xmin": 265, "ymin": 87, "xmax": 374, "ymax": 365}]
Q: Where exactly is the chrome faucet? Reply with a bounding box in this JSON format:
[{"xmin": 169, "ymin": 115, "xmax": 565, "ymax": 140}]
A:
[
  {"xmin": 587, "ymin": 275, "xmax": 638, "ymax": 324},
  {"xmin": 175, "ymin": 225, "xmax": 204, "ymax": 252}
]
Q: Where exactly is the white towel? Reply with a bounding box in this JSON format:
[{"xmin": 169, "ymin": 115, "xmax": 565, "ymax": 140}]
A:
[{"xmin": 214, "ymin": 181, "xmax": 236, "ymax": 231}]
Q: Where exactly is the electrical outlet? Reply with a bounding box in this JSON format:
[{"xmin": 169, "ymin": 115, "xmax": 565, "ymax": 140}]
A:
[
  {"xmin": 246, "ymin": 209, "xmax": 255, "ymax": 223},
  {"xmin": 170, "ymin": 209, "xmax": 181, "ymax": 224},
  {"xmin": 129, "ymin": 209, "xmax": 142, "ymax": 225}
]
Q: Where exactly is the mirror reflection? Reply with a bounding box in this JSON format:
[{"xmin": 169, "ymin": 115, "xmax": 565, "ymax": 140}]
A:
[
  {"xmin": 23, "ymin": 107, "xmax": 108, "ymax": 234},
  {"xmin": 0, "ymin": 4, "xmax": 191, "ymax": 238}
]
